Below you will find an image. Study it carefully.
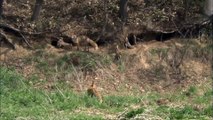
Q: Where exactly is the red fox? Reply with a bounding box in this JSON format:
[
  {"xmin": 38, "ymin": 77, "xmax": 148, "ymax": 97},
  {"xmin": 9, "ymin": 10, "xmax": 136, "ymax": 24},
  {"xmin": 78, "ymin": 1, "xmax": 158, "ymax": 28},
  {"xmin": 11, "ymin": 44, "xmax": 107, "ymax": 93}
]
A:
[
  {"xmin": 57, "ymin": 38, "xmax": 72, "ymax": 49},
  {"xmin": 71, "ymin": 35, "xmax": 98, "ymax": 51},
  {"xmin": 87, "ymin": 81, "xmax": 103, "ymax": 103}
]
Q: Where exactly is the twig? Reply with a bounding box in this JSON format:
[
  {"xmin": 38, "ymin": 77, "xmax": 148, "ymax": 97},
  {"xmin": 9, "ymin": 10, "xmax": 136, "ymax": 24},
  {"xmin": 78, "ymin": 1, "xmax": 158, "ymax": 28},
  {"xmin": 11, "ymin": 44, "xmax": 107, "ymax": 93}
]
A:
[
  {"xmin": 55, "ymin": 85, "xmax": 66, "ymax": 98},
  {"xmin": 117, "ymin": 108, "xmax": 128, "ymax": 118},
  {"xmin": 96, "ymin": 0, "xmax": 108, "ymax": 42},
  {"xmin": 19, "ymin": 32, "xmax": 32, "ymax": 48}
]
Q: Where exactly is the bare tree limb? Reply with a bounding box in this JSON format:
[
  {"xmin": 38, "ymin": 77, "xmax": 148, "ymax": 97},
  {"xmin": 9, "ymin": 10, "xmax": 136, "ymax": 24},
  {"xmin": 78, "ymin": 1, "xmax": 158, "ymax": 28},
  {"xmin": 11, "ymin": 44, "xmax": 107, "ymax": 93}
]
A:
[
  {"xmin": 0, "ymin": 30, "xmax": 16, "ymax": 50},
  {"xmin": 0, "ymin": 23, "xmax": 32, "ymax": 48}
]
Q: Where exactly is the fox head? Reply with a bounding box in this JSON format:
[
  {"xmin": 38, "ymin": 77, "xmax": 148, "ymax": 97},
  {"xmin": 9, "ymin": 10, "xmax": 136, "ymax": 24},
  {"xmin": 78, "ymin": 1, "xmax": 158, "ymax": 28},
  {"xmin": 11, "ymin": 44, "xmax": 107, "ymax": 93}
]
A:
[
  {"xmin": 71, "ymin": 35, "xmax": 78, "ymax": 42},
  {"xmin": 90, "ymin": 81, "xmax": 96, "ymax": 88},
  {"xmin": 72, "ymin": 35, "xmax": 77, "ymax": 39}
]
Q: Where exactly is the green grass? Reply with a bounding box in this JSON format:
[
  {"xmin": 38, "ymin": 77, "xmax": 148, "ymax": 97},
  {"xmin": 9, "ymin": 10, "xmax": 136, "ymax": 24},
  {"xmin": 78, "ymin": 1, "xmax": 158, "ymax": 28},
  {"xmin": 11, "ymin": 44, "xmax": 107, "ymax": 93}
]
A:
[
  {"xmin": 0, "ymin": 67, "xmax": 212, "ymax": 119},
  {"xmin": 149, "ymin": 48, "xmax": 169, "ymax": 56},
  {"xmin": 169, "ymin": 106, "xmax": 211, "ymax": 119},
  {"xmin": 68, "ymin": 114, "xmax": 104, "ymax": 120},
  {"xmin": 67, "ymin": 52, "xmax": 113, "ymax": 70},
  {"xmin": 29, "ymin": 51, "xmax": 113, "ymax": 73},
  {"xmin": 21, "ymin": 51, "xmax": 114, "ymax": 87},
  {"xmin": 117, "ymin": 60, "xmax": 126, "ymax": 73},
  {"xmin": 124, "ymin": 108, "xmax": 145, "ymax": 118},
  {"xmin": 0, "ymin": 67, "xmax": 140, "ymax": 119}
]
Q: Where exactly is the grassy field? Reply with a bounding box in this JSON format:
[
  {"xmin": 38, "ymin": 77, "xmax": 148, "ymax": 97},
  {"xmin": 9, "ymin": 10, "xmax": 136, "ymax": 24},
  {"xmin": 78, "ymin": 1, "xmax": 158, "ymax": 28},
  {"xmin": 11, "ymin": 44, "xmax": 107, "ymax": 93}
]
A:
[
  {"xmin": 0, "ymin": 67, "xmax": 212, "ymax": 120},
  {"xmin": 0, "ymin": 0, "xmax": 212, "ymax": 119}
]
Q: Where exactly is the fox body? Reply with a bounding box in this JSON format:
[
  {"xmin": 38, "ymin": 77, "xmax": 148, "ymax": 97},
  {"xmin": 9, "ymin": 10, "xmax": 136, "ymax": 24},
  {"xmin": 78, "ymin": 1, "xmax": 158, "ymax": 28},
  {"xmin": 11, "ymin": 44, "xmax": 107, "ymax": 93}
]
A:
[
  {"xmin": 87, "ymin": 81, "xmax": 102, "ymax": 103},
  {"xmin": 71, "ymin": 35, "xmax": 98, "ymax": 51},
  {"xmin": 57, "ymin": 38, "xmax": 72, "ymax": 49}
]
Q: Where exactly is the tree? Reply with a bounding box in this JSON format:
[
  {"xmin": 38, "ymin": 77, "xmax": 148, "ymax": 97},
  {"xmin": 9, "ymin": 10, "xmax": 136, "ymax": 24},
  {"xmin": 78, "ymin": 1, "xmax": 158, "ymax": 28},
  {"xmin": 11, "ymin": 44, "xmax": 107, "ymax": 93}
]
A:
[
  {"xmin": 204, "ymin": 0, "xmax": 213, "ymax": 37},
  {"xmin": 0, "ymin": 0, "xmax": 3, "ymax": 17},
  {"xmin": 204, "ymin": 0, "xmax": 213, "ymax": 17},
  {"xmin": 119, "ymin": 0, "xmax": 128, "ymax": 23},
  {"xmin": 31, "ymin": 0, "xmax": 44, "ymax": 21},
  {"xmin": 204, "ymin": 0, "xmax": 213, "ymax": 74},
  {"xmin": 118, "ymin": 0, "xmax": 134, "ymax": 49}
]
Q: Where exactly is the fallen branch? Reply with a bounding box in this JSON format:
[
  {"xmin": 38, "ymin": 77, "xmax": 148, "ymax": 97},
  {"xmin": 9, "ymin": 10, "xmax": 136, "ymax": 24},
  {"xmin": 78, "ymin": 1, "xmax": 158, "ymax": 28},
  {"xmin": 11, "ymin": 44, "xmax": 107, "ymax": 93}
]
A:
[
  {"xmin": 0, "ymin": 23, "xmax": 71, "ymax": 37},
  {"xmin": 0, "ymin": 23, "xmax": 32, "ymax": 48},
  {"xmin": 0, "ymin": 30, "xmax": 16, "ymax": 50}
]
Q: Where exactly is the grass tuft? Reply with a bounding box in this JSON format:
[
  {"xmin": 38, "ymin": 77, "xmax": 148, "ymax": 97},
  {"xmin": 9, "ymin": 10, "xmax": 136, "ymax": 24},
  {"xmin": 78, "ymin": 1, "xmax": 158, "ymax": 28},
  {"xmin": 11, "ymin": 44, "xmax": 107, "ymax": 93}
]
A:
[{"xmin": 125, "ymin": 108, "xmax": 145, "ymax": 118}]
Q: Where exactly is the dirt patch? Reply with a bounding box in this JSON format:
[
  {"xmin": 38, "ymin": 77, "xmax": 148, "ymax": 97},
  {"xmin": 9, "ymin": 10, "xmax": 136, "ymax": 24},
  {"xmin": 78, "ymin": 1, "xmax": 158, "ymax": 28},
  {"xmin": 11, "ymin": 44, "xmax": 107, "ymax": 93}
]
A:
[{"xmin": 0, "ymin": 45, "xmax": 31, "ymax": 61}]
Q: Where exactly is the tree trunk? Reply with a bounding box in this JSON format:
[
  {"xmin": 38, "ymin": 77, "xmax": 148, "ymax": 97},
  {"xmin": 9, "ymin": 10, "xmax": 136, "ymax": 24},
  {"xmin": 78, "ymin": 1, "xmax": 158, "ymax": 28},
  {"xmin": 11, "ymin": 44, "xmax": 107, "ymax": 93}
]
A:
[
  {"xmin": 119, "ymin": 0, "xmax": 128, "ymax": 23},
  {"xmin": 31, "ymin": 0, "xmax": 43, "ymax": 21},
  {"xmin": 204, "ymin": 0, "xmax": 213, "ymax": 16},
  {"xmin": 0, "ymin": 0, "xmax": 3, "ymax": 17},
  {"xmin": 183, "ymin": 0, "xmax": 189, "ymax": 21},
  {"xmin": 144, "ymin": 0, "xmax": 150, "ymax": 7},
  {"xmin": 204, "ymin": 0, "xmax": 213, "ymax": 80}
]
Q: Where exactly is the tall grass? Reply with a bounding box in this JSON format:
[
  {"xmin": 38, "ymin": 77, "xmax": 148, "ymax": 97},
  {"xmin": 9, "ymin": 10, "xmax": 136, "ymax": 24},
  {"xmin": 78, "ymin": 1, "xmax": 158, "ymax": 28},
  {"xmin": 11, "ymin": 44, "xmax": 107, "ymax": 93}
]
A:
[
  {"xmin": 0, "ymin": 67, "xmax": 212, "ymax": 119},
  {"xmin": 0, "ymin": 67, "xmax": 141, "ymax": 119}
]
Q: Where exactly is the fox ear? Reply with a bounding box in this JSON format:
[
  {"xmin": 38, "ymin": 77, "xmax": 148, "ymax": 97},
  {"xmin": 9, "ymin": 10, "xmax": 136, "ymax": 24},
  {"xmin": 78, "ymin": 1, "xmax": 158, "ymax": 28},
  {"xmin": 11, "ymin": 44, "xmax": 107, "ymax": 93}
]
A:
[{"xmin": 91, "ymin": 81, "xmax": 95, "ymax": 87}]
